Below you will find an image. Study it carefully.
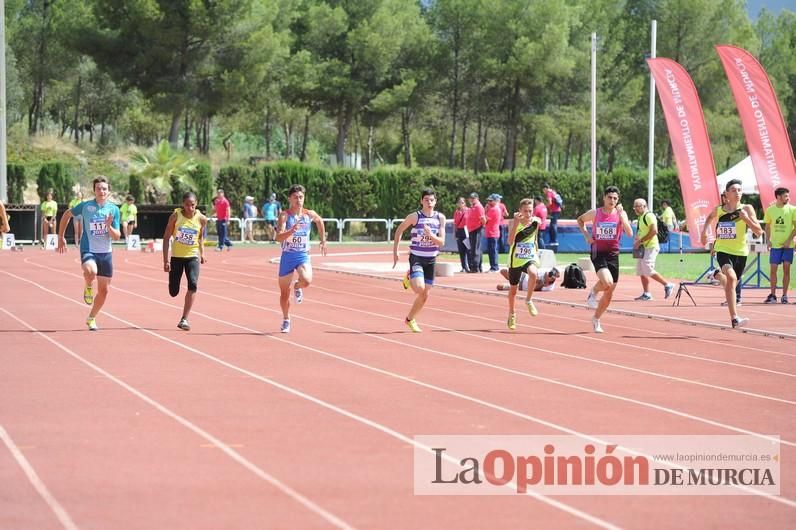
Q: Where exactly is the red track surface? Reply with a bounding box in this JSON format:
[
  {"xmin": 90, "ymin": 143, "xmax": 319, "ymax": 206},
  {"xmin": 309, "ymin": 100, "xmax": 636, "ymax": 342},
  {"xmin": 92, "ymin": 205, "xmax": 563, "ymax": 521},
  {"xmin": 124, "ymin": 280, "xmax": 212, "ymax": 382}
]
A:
[{"xmin": 1, "ymin": 245, "xmax": 794, "ymax": 529}]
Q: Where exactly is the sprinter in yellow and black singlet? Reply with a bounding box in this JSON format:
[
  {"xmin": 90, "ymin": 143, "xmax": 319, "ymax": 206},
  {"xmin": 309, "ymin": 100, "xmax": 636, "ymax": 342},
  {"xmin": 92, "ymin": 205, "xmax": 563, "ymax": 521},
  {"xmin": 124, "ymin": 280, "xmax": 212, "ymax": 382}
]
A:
[
  {"xmin": 504, "ymin": 198, "xmax": 542, "ymax": 330},
  {"xmin": 701, "ymin": 179, "xmax": 762, "ymax": 329},
  {"xmin": 162, "ymin": 192, "xmax": 208, "ymax": 331}
]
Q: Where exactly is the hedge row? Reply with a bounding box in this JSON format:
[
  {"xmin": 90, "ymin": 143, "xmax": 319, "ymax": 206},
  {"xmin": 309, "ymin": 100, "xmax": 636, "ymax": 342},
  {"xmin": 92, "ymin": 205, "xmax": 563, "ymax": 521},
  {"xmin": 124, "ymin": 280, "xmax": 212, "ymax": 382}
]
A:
[{"xmin": 215, "ymin": 162, "xmax": 687, "ymax": 220}]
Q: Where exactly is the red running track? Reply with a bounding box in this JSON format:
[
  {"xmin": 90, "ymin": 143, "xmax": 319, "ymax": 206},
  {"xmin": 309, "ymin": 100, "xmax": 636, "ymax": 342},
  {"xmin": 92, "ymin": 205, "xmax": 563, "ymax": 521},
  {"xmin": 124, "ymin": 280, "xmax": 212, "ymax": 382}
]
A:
[{"xmin": 0, "ymin": 246, "xmax": 794, "ymax": 529}]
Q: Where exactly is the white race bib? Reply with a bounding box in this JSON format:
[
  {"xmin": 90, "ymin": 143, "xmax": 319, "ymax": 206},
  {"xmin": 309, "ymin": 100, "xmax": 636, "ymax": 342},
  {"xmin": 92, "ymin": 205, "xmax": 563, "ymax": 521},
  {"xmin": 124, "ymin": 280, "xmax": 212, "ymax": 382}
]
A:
[
  {"xmin": 595, "ymin": 222, "xmax": 617, "ymax": 240},
  {"xmin": 717, "ymin": 222, "xmax": 737, "ymax": 240},
  {"xmin": 175, "ymin": 227, "xmax": 198, "ymax": 246}
]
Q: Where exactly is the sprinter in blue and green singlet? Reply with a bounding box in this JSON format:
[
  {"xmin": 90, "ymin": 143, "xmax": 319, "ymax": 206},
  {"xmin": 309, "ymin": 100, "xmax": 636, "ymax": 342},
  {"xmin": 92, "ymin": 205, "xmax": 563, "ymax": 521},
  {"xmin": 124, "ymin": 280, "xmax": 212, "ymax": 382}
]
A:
[
  {"xmin": 702, "ymin": 179, "xmax": 762, "ymax": 328},
  {"xmin": 505, "ymin": 198, "xmax": 542, "ymax": 330}
]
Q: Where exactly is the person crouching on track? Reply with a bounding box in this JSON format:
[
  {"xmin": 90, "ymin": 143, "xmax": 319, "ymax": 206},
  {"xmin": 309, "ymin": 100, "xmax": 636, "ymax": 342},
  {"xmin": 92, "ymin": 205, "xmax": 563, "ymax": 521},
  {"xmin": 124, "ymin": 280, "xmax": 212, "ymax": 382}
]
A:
[
  {"xmin": 275, "ymin": 184, "xmax": 328, "ymax": 334},
  {"xmin": 163, "ymin": 192, "xmax": 207, "ymax": 331},
  {"xmin": 392, "ymin": 188, "xmax": 447, "ymax": 333},
  {"xmin": 504, "ymin": 198, "xmax": 543, "ymax": 330}
]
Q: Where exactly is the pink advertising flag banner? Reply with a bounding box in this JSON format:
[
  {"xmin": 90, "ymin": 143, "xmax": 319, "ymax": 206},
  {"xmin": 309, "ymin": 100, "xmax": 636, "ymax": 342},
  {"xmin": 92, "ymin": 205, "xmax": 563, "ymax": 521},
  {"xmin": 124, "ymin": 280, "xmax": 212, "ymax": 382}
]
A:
[
  {"xmin": 647, "ymin": 58, "xmax": 721, "ymax": 247},
  {"xmin": 716, "ymin": 45, "xmax": 796, "ymax": 208}
]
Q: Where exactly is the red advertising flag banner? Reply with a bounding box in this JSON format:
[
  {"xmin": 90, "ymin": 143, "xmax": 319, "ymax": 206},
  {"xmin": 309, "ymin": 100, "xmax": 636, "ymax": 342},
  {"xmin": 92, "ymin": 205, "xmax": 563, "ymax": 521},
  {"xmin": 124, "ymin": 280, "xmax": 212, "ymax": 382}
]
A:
[
  {"xmin": 646, "ymin": 58, "xmax": 721, "ymax": 247},
  {"xmin": 716, "ymin": 45, "xmax": 796, "ymax": 208}
]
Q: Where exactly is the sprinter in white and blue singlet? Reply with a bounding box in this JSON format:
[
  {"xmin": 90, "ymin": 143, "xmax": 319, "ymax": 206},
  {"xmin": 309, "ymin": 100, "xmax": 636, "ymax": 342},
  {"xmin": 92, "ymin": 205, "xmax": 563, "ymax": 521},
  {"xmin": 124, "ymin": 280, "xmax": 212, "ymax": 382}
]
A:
[
  {"xmin": 392, "ymin": 188, "xmax": 447, "ymax": 333},
  {"xmin": 57, "ymin": 176, "xmax": 121, "ymax": 331},
  {"xmin": 275, "ymin": 184, "xmax": 328, "ymax": 333}
]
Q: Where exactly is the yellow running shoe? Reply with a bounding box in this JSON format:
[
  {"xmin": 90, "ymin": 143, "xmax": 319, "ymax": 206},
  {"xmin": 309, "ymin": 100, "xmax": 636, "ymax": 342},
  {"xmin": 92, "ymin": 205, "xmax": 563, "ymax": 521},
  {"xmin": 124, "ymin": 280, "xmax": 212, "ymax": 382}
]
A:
[
  {"xmin": 507, "ymin": 313, "xmax": 516, "ymax": 330},
  {"xmin": 526, "ymin": 300, "xmax": 538, "ymax": 316},
  {"xmin": 86, "ymin": 317, "xmax": 97, "ymax": 331},
  {"xmin": 405, "ymin": 318, "xmax": 422, "ymax": 333},
  {"xmin": 402, "ymin": 274, "xmax": 410, "ymax": 290},
  {"xmin": 83, "ymin": 286, "xmax": 94, "ymax": 305}
]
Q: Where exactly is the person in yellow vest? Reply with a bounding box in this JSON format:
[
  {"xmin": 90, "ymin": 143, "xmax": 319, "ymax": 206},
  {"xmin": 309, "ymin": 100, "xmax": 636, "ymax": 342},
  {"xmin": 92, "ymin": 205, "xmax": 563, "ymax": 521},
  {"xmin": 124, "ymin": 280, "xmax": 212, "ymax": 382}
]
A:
[
  {"xmin": 702, "ymin": 179, "xmax": 762, "ymax": 328},
  {"xmin": 40, "ymin": 190, "xmax": 58, "ymax": 246},
  {"xmin": 120, "ymin": 195, "xmax": 138, "ymax": 242},
  {"xmin": 632, "ymin": 198, "xmax": 675, "ymax": 301},
  {"xmin": 504, "ymin": 198, "xmax": 542, "ymax": 330},
  {"xmin": 68, "ymin": 191, "xmax": 84, "ymax": 247},
  {"xmin": 162, "ymin": 191, "xmax": 207, "ymax": 331},
  {"xmin": 763, "ymin": 187, "xmax": 796, "ymax": 304}
]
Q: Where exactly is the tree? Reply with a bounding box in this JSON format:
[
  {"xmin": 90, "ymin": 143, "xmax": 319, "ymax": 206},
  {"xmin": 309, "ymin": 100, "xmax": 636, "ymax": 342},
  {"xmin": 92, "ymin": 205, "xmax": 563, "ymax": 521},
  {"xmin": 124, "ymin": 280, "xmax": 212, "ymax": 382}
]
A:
[{"xmin": 129, "ymin": 140, "xmax": 197, "ymax": 203}]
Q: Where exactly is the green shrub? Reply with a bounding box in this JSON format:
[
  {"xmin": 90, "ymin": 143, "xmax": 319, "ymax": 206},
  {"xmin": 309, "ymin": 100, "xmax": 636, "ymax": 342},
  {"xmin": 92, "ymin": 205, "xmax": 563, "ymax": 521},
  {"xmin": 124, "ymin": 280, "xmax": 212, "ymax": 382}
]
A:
[
  {"xmin": 189, "ymin": 162, "xmax": 213, "ymax": 206},
  {"xmin": 128, "ymin": 174, "xmax": 145, "ymax": 203},
  {"xmin": 6, "ymin": 164, "xmax": 26, "ymax": 203},
  {"xmin": 36, "ymin": 162, "xmax": 73, "ymax": 205}
]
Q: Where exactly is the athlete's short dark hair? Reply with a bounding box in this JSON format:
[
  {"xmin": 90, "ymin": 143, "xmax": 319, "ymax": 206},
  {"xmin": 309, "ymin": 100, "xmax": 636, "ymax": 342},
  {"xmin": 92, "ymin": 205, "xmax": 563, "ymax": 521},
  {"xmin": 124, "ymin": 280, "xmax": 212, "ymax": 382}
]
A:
[
  {"xmin": 725, "ymin": 179, "xmax": 743, "ymax": 191},
  {"xmin": 288, "ymin": 184, "xmax": 306, "ymax": 196}
]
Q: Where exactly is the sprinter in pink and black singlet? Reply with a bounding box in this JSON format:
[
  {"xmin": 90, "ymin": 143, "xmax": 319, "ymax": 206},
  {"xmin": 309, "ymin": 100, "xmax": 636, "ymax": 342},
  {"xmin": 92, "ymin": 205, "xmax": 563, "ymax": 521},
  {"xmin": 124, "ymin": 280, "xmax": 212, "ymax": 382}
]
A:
[
  {"xmin": 392, "ymin": 188, "xmax": 447, "ymax": 333},
  {"xmin": 577, "ymin": 185, "xmax": 633, "ymax": 333}
]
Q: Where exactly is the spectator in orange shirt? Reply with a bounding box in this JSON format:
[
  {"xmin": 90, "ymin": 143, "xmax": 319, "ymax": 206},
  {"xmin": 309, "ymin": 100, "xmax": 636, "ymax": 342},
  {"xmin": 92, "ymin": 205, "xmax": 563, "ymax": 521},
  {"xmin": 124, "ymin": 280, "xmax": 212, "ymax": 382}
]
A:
[{"xmin": 485, "ymin": 194, "xmax": 503, "ymax": 272}]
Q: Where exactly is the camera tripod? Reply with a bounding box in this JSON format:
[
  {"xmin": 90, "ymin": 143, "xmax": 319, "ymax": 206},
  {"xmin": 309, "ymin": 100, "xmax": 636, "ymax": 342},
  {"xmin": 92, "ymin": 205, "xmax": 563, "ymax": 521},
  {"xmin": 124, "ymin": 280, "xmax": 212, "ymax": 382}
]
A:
[{"xmin": 672, "ymin": 231, "xmax": 696, "ymax": 307}]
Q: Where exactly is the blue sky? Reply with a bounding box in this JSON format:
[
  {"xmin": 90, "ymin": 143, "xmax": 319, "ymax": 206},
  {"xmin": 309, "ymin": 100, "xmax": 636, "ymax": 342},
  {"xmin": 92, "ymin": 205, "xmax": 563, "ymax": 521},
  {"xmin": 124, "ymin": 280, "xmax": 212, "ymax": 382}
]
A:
[{"xmin": 746, "ymin": 0, "xmax": 793, "ymax": 19}]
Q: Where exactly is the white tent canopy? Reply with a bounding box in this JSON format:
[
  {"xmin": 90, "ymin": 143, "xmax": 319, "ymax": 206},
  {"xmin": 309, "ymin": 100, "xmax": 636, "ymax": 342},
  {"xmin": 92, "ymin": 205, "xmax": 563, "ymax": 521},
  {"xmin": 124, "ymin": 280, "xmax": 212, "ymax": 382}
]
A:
[{"xmin": 717, "ymin": 156, "xmax": 758, "ymax": 194}]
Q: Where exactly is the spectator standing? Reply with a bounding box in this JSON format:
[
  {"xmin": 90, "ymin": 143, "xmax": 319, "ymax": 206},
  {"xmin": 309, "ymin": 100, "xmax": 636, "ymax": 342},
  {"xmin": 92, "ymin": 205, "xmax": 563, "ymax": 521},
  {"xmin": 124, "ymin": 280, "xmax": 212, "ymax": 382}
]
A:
[
  {"xmin": 532, "ymin": 196, "xmax": 548, "ymax": 249},
  {"xmin": 212, "ymin": 188, "xmax": 233, "ymax": 251},
  {"xmin": 465, "ymin": 192, "xmax": 486, "ymax": 272},
  {"xmin": 660, "ymin": 200, "xmax": 677, "ymax": 231},
  {"xmin": 763, "ymin": 187, "xmax": 795, "ymax": 304},
  {"xmin": 0, "ymin": 199, "xmax": 9, "ymax": 236},
  {"xmin": 495, "ymin": 195, "xmax": 510, "ymax": 253},
  {"xmin": 453, "ymin": 197, "xmax": 470, "ymax": 272},
  {"xmin": 543, "ymin": 183, "xmax": 562, "ymax": 251},
  {"xmin": 242, "ymin": 196, "xmax": 258, "ymax": 243},
  {"xmin": 68, "ymin": 191, "xmax": 84, "ymax": 247},
  {"xmin": 41, "ymin": 191, "xmax": 58, "ymax": 246},
  {"xmin": 485, "ymin": 194, "xmax": 502, "ymax": 272},
  {"xmin": 632, "ymin": 198, "xmax": 675, "ymax": 301},
  {"xmin": 262, "ymin": 193, "xmax": 282, "ymax": 242}
]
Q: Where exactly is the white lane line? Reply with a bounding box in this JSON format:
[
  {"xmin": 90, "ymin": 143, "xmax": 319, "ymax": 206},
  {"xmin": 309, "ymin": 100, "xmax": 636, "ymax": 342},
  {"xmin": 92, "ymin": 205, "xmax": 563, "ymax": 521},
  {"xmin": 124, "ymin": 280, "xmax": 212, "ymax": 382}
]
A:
[
  {"xmin": 0, "ymin": 424, "xmax": 80, "ymax": 530},
  {"xmin": 1, "ymin": 274, "xmax": 620, "ymax": 530},
  {"xmin": 156, "ymin": 263, "xmax": 796, "ymax": 408},
  {"xmin": 46, "ymin": 269, "xmax": 796, "ymax": 509},
  {"xmin": 0, "ymin": 307, "xmax": 355, "ymax": 530}
]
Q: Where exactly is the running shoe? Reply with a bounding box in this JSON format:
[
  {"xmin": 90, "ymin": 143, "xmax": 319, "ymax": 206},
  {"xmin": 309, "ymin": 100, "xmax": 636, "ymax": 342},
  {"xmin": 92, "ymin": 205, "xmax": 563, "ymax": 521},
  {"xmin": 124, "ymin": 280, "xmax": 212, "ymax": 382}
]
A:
[
  {"xmin": 664, "ymin": 283, "xmax": 675, "ymax": 299},
  {"xmin": 405, "ymin": 318, "xmax": 422, "ymax": 333},
  {"xmin": 731, "ymin": 317, "xmax": 749, "ymax": 329},
  {"xmin": 280, "ymin": 319, "xmax": 291, "ymax": 333},
  {"xmin": 591, "ymin": 317, "xmax": 604, "ymax": 333},
  {"xmin": 721, "ymin": 299, "xmax": 742, "ymax": 307},
  {"xmin": 294, "ymin": 282, "xmax": 303, "ymax": 304},
  {"xmin": 86, "ymin": 317, "xmax": 97, "ymax": 331},
  {"xmin": 764, "ymin": 293, "xmax": 777, "ymax": 304},
  {"xmin": 402, "ymin": 274, "xmax": 410, "ymax": 290},
  {"xmin": 634, "ymin": 293, "xmax": 653, "ymax": 301},
  {"xmin": 507, "ymin": 313, "xmax": 517, "ymax": 330},
  {"xmin": 177, "ymin": 318, "xmax": 191, "ymax": 331},
  {"xmin": 83, "ymin": 286, "xmax": 94, "ymax": 305},
  {"xmin": 526, "ymin": 300, "xmax": 538, "ymax": 317},
  {"xmin": 708, "ymin": 268, "xmax": 721, "ymax": 285},
  {"xmin": 782, "ymin": 295, "xmax": 789, "ymax": 304},
  {"xmin": 586, "ymin": 291, "xmax": 598, "ymax": 309}
]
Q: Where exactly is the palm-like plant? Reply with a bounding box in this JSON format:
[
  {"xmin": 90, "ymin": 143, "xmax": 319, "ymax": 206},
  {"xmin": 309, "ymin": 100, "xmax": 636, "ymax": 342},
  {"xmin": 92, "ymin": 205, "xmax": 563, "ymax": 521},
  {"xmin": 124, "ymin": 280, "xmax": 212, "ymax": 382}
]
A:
[{"xmin": 130, "ymin": 140, "xmax": 198, "ymax": 203}]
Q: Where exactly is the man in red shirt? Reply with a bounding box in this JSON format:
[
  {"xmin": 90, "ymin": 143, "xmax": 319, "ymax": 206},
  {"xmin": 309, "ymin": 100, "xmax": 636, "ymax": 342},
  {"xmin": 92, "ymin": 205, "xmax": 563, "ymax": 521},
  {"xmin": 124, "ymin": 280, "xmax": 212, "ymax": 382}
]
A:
[
  {"xmin": 485, "ymin": 194, "xmax": 503, "ymax": 272},
  {"xmin": 465, "ymin": 192, "xmax": 486, "ymax": 272},
  {"xmin": 533, "ymin": 196, "xmax": 548, "ymax": 249},
  {"xmin": 212, "ymin": 188, "xmax": 233, "ymax": 251},
  {"xmin": 543, "ymin": 183, "xmax": 562, "ymax": 251},
  {"xmin": 495, "ymin": 194, "xmax": 510, "ymax": 253}
]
